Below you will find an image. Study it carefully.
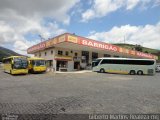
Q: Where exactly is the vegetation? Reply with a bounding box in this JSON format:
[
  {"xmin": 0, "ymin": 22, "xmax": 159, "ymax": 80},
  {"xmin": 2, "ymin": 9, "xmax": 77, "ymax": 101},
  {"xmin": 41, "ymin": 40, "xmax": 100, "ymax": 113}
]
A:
[
  {"xmin": 0, "ymin": 46, "xmax": 21, "ymax": 62},
  {"xmin": 134, "ymin": 44, "xmax": 143, "ymax": 52}
]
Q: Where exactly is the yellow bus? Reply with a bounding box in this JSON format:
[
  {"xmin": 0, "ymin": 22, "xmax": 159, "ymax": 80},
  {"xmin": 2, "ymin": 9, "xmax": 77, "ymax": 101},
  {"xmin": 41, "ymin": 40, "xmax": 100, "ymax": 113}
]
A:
[
  {"xmin": 3, "ymin": 56, "xmax": 28, "ymax": 75},
  {"xmin": 28, "ymin": 57, "xmax": 46, "ymax": 73}
]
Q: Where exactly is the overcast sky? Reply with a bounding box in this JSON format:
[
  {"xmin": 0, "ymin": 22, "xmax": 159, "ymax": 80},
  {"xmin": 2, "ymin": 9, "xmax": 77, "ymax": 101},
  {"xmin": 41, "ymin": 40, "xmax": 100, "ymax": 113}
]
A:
[{"xmin": 0, "ymin": 0, "xmax": 160, "ymax": 55}]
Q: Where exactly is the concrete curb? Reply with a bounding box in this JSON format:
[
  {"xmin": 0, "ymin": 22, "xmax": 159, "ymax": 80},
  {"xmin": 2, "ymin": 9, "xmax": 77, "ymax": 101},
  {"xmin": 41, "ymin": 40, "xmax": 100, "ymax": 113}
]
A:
[{"xmin": 55, "ymin": 70, "xmax": 93, "ymax": 74}]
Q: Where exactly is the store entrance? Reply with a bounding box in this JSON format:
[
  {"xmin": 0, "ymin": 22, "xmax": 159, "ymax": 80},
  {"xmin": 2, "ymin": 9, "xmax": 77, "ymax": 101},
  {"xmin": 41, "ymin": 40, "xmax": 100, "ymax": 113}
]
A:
[
  {"xmin": 74, "ymin": 61, "xmax": 80, "ymax": 70},
  {"xmin": 46, "ymin": 60, "xmax": 53, "ymax": 67},
  {"xmin": 56, "ymin": 60, "xmax": 68, "ymax": 71}
]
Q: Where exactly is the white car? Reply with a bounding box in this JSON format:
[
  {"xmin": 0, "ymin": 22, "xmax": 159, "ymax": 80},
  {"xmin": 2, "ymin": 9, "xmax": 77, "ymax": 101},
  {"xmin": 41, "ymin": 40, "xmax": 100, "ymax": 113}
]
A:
[{"xmin": 156, "ymin": 65, "xmax": 160, "ymax": 72}]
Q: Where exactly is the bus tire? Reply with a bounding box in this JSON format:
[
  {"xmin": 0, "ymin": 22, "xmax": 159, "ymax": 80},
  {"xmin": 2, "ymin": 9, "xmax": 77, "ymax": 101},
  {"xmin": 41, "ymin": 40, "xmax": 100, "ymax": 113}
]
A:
[
  {"xmin": 130, "ymin": 70, "xmax": 136, "ymax": 75},
  {"xmin": 100, "ymin": 68, "xmax": 105, "ymax": 73},
  {"xmin": 137, "ymin": 70, "xmax": 143, "ymax": 75}
]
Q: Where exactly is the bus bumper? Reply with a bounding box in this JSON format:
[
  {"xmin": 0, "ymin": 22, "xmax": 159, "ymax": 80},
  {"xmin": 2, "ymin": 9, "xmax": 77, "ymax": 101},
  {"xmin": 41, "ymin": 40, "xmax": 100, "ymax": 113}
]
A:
[
  {"xmin": 33, "ymin": 67, "xmax": 46, "ymax": 72},
  {"xmin": 12, "ymin": 69, "xmax": 28, "ymax": 74}
]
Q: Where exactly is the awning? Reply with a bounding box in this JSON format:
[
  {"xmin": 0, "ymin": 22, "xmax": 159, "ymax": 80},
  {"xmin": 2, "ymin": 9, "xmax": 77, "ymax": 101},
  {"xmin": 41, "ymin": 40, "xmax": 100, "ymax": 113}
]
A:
[{"xmin": 54, "ymin": 55, "xmax": 72, "ymax": 61}]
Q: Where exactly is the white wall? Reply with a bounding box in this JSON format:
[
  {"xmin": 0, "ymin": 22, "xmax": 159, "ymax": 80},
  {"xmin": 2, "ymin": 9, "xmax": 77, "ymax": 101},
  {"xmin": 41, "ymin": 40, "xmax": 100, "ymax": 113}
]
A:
[
  {"xmin": 68, "ymin": 61, "xmax": 74, "ymax": 71},
  {"xmin": 53, "ymin": 60, "xmax": 56, "ymax": 71},
  {"xmin": 33, "ymin": 47, "xmax": 117, "ymax": 71}
]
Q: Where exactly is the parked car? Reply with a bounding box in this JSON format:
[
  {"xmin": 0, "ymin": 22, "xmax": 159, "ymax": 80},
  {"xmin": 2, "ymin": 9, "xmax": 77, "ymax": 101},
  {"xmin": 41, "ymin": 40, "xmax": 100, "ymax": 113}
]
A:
[{"xmin": 156, "ymin": 65, "xmax": 160, "ymax": 72}]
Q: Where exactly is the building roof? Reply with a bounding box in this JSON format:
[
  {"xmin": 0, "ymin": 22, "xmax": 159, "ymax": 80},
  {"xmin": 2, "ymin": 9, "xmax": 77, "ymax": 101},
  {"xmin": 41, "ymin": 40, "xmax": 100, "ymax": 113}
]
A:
[{"xmin": 27, "ymin": 33, "xmax": 158, "ymax": 60}]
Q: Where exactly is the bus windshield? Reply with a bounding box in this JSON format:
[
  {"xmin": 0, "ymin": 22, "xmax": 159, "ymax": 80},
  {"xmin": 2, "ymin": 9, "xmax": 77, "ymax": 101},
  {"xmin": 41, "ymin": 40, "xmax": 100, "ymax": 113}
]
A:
[
  {"xmin": 33, "ymin": 60, "xmax": 45, "ymax": 66},
  {"xmin": 92, "ymin": 59, "xmax": 101, "ymax": 67},
  {"xmin": 14, "ymin": 57, "xmax": 28, "ymax": 69}
]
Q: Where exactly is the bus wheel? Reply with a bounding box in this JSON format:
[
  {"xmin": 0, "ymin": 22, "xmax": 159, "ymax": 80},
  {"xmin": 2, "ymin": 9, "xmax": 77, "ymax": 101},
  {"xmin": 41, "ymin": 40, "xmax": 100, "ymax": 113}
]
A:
[
  {"xmin": 100, "ymin": 68, "xmax": 105, "ymax": 73},
  {"xmin": 137, "ymin": 70, "xmax": 143, "ymax": 75},
  {"xmin": 130, "ymin": 70, "xmax": 136, "ymax": 75}
]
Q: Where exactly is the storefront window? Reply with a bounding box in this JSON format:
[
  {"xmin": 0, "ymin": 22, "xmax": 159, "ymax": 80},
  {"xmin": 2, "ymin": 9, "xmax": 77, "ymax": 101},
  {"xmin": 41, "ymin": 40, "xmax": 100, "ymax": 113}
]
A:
[
  {"xmin": 92, "ymin": 52, "xmax": 98, "ymax": 61},
  {"xmin": 56, "ymin": 61, "xmax": 68, "ymax": 71},
  {"xmin": 81, "ymin": 59, "xmax": 86, "ymax": 63},
  {"xmin": 114, "ymin": 55, "xmax": 119, "ymax": 58},
  {"xmin": 104, "ymin": 54, "xmax": 111, "ymax": 57},
  {"xmin": 46, "ymin": 60, "xmax": 53, "ymax": 67},
  {"xmin": 82, "ymin": 51, "xmax": 89, "ymax": 64}
]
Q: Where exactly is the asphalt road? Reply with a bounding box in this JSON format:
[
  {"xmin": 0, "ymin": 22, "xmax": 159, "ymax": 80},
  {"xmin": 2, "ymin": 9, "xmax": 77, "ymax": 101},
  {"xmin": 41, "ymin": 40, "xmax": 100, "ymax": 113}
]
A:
[{"xmin": 0, "ymin": 68, "xmax": 160, "ymax": 114}]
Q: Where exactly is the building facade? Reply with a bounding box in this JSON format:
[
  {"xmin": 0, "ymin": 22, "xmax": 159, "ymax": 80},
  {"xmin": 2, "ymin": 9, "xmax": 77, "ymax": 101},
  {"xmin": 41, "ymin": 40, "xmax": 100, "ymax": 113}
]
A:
[{"xmin": 27, "ymin": 33, "xmax": 158, "ymax": 71}]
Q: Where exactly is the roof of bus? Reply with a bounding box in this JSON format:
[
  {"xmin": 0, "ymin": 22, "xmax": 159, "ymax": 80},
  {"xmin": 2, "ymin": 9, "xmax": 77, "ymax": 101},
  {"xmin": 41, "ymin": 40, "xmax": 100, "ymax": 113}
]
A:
[
  {"xmin": 3, "ymin": 56, "xmax": 26, "ymax": 59},
  {"xmin": 96, "ymin": 57, "xmax": 155, "ymax": 61},
  {"xmin": 28, "ymin": 57, "xmax": 45, "ymax": 60}
]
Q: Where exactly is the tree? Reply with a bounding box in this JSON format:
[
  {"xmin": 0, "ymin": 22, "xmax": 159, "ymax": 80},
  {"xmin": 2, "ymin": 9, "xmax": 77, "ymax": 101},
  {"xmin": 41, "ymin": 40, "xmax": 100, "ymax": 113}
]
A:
[
  {"xmin": 144, "ymin": 51, "xmax": 149, "ymax": 53},
  {"xmin": 135, "ymin": 44, "xmax": 143, "ymax": 52}
]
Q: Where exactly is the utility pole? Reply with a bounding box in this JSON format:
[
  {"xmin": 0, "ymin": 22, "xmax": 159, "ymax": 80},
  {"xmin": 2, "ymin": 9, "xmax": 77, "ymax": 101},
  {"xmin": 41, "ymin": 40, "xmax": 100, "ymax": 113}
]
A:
[
  {"xmin": 124, "ymin": 35, "xmax": 125, "ymax": 44},
  {"xmin": 38, "ymin": 35, "xmax": 44, "ymax": 43},
  {"xmin": 38, "ymin": 34, "xmax": 45, "ymax": 58}
]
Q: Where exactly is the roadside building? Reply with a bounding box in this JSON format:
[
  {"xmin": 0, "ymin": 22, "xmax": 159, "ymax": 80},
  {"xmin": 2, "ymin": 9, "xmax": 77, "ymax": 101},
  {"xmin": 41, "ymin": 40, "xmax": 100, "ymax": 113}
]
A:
[{"xmin": 27, "ymin": 33, "xmax": 158, "ymax": 71}]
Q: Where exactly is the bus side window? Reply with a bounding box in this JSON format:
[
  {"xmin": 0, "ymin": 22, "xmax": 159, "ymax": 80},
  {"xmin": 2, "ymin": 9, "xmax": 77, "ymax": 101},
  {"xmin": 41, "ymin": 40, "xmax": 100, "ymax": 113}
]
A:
[
  {"xmin": 143, "ymin": 60, "xmax": 154, "ymax": 65},
  {"xmin": 101, "ymin": 59, "xmax": 108, "ymax": 64}
]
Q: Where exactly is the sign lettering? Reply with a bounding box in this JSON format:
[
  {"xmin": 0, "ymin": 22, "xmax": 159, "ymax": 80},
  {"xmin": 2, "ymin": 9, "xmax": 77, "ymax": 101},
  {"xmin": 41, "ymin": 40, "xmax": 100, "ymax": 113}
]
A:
[
  {"xmin": 81, "ymin": 39, "xmax": 118, "ymax": 52},
  {"xmin": 68, "ymin": 35, "xmax": 78, "ymax": 43}
]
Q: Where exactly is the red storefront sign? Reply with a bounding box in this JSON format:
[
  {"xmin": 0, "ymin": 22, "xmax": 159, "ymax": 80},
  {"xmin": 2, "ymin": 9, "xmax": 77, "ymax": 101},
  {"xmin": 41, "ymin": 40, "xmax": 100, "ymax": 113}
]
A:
[
  {"xmin": 27, "ymin": 33, "xmax": 158, "ymax": 60},
  {"xmin": 79, "ymin": 38, "xmax": 119, "ymax": 52},
  {"xmin": 27, "ymin": 42, "xmax": 46, "ymax": 53},
  {"xmin": 77, "ymin": 36, "xmax": 156, "ymax": 59},
  {"xmin": 136, "ymin": 51, "xmax": 154, "ymax": 59}
]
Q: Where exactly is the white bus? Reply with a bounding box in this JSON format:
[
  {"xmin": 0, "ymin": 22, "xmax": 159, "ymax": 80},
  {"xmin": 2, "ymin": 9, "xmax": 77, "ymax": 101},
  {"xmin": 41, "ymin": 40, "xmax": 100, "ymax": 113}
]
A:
[{"xmin": 92, "ymin": 58, "xmax": 156, "ymax": 75}]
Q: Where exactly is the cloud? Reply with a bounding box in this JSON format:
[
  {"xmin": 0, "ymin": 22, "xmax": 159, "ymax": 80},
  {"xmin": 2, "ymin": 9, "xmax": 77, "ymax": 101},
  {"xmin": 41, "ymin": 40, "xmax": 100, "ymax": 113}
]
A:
[
  {"xmin": 126, "ymin": 0, "xmax": 140, "ymax": 10},
  {"xmin": 0, "ymin": 14, "xmax": 66, "ymax": 55},
  {"xmin": 0, "ymin": 0, "xmax": 80, "ymax": 24},
  {"xmin": 88, "ymin": 22, "xmax": 160, "ymax": 50},
  {"xmin": 82, "ymin": 0, "xmax": 121, "ymax": 22},
  {"xmin": 81, "ymin": 0, "xmax": 157, "ymax": 22},
  {"xmin": 0, "ymin": 0, "xmax": 79, "ymax": 55}
]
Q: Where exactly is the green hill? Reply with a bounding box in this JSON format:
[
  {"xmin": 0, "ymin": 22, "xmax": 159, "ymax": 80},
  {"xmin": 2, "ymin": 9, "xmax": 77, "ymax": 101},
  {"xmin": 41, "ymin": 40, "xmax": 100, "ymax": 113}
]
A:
[
  {"xmin": 0, "ymin": 46, "xmax": 21, "ymax": 62},
  {"xmin": 114, "ymin": 43, "xmax": 160, "ymax": 60}
]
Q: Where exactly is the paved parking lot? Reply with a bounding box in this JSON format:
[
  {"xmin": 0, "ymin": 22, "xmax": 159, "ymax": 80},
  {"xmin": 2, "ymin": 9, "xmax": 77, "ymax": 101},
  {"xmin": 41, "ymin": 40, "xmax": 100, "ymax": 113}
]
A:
[{"xmin": 0, "ymin": 68, "xmax": 160, "ymax": 114}]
